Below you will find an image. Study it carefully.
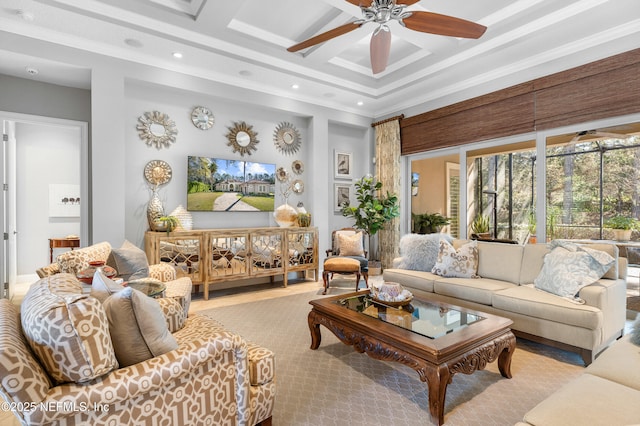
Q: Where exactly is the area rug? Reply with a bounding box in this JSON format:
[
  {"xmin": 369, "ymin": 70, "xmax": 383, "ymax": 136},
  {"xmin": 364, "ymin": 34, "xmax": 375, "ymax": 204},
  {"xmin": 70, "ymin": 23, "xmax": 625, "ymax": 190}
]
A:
[{"xmin": 197, "ymin": 290, "xmax": 584, "ymax": 426}]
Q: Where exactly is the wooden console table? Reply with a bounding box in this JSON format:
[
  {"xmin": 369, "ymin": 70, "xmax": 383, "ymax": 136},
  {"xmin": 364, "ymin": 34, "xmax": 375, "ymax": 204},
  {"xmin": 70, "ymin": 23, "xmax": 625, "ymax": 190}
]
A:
[
  {"xmin": 145, "ymin": 227, "xmax": 318, "ymax": 300},
  {"xmin": 49, "ymin": 237, "xmax": 80, "ymax": 262}
]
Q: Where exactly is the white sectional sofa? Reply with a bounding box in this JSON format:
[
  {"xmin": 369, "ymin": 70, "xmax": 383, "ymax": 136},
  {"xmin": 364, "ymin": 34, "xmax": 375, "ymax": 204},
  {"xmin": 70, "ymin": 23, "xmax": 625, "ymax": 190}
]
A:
[
  {"xmin": 383, "ymin": 239, "xmax": 627, "ymax": 365},
  {"xmin": 516, "ymin": 333, "xmax": 640, "ymax": 425}
]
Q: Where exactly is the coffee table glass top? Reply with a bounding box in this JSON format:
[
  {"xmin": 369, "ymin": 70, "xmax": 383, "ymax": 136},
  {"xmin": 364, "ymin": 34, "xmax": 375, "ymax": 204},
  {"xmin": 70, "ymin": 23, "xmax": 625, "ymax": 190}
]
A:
[
  {"xmin": 125, "ymin": 280, "xmax": 166, "ymax": 297},
  {"xmin": 336, "ymin": 294, "xmax": 484, "ymax": 339}
]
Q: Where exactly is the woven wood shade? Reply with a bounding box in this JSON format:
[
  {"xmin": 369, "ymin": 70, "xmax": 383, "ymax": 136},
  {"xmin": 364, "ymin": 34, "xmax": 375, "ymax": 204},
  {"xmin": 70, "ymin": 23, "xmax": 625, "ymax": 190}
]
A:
[{"xmin": 401, "ymin": 48, "xmax": 640, "ymax": 155}]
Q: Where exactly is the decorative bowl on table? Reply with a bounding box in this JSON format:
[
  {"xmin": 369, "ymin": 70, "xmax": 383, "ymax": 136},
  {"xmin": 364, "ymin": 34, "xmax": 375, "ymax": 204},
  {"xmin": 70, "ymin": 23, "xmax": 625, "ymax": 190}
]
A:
[
  {"xmin": 76, "ymin": 260, "xmax": 117, "ymax": 284},
  {"xmin": 370, "ymin": 282, "xmax": 413, "ymax": 307}
]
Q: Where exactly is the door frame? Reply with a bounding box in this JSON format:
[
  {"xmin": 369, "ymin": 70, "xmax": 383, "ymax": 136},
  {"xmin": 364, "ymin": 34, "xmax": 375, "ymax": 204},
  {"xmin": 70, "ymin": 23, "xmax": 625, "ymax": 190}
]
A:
[{"xmin": 1, "ymin": 111, "xmax": 89, "ymax": 298}]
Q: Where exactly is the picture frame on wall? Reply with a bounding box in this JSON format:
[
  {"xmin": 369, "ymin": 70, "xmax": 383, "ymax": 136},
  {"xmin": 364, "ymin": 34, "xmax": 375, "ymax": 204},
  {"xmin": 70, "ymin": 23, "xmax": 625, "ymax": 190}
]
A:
[
  {"xmin": 334, "ymin": 150, "xmax": 353, "ymax": 179},
  {"xmin": 334, "ymin": 183, "xmax": 352, "ymax": 212}
]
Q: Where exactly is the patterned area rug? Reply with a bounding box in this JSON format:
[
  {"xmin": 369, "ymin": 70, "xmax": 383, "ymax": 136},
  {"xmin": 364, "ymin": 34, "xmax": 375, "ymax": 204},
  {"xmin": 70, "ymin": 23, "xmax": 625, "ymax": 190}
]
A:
[{"xmin": 196, "ymin": 288, "xmax": 585, "ymax": 426}]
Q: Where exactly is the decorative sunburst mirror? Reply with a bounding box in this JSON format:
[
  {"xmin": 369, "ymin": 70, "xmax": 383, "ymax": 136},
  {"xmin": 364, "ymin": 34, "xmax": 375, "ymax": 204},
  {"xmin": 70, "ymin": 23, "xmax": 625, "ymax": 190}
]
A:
[
  {"xmin": 137, "ymin": 111, "xmax": 178, "ymax": 149},
  {"xmin": 191, "ymin": 106, "xmax": 214, "ymax": 130},
  {"xmin": 226, "ymin": 121, "xmax": 259, "ymax": 156},
  {"xmin": 143, "ymin": 160, "xmax": 172, "ymax": 187},
  {"xmin": 273, "ymin": 122, "xmax": 301, "ymax": 155}
]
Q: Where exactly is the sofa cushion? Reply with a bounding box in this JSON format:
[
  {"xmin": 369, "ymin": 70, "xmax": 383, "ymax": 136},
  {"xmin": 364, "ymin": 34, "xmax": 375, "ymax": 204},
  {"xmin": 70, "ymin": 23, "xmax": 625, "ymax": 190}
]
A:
[
  {"xmin": 432, "ymin": 239, "xmax": 479, "ymax": 278},
  {"xmin": 434, "ymin": 277, "xmax": 517, "ymax": 306},
  {"xmin": 20, "ymin": 274, "xmax": 118, "ymax": 384},
  {"xmin": 396, "ymin": 233, "xmax": 452, "ymax": 272},
  {"xmin": 477, "ymin": 241, "xmax": 524, "ymax": 284},
  {"xmin": 107, "ymin": 240, "xmax": 150, "ymax": 281},
  {"xmin": 56, "ymin": 241, "xmax": 112, "ymax": 275},
  {"xmin": 103, "ymin": 286, "xmax": 178, "ymax": 367},
  {"xmin": 0, "ymin": 299, "xmax": 51, "ymax": 408},
  {"xmin": 492, "ymin": 285, "xmax": 602, "ymax": 330},
  {"xmin": 534, "ymin": 242, "xmax": 614, "ymax": 302},
  {"xmin": 522, "ymin": 373, "xmax": 640, "ymax": 426},
  {"xmin": 382, "ymin": 269, "xmax": 438, "ymax": 293},
  {"xmin": 519, "ymin": 243, "xmax": 550, "ymax": 284},
  {"xmin": 586, "ymin": 334, "xmax": 640, "ymax": 391}
]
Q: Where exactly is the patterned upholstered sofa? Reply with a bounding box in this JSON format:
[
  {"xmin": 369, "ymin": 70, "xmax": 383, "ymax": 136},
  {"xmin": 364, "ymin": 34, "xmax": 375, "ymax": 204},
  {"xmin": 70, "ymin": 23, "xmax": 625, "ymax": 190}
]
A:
[{"xmin": 0, "ymin": 273, "xmax": 275, "ymax": 426}]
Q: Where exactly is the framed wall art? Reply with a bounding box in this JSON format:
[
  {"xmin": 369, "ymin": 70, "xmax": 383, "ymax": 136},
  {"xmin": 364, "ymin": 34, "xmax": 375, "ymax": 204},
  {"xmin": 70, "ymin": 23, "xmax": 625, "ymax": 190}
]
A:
[
  {"xmin": 334, "ymin": 183, "xmax": 352, "ymax": 212},
  {"xmin": 334, "ymin": 150, "xmax": 352, "ymax": 179}
]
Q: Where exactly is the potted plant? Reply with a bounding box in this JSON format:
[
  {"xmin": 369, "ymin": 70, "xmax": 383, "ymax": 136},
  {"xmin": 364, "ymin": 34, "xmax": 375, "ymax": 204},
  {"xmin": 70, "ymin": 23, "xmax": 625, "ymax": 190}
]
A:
[
  {"xmin": 340, "ymin": 175, "xmax": 400, "ymax": 273},
  {"xmin": 471, "ymin": 214, "xmax": 491, "ymax": 238},
  {"xmin": 604, "ymin": 215, "xmax": 639, "ymax": 241},
  {"xmin": 527, "ymin": 210, "xmax": 537, "ymax": 244},
  {"xmin": 157, "ymin": 215, "xmax": 181, "ymax": 235},
  {"xmin": 412, "ymin": 212, "xmax": 450, "ymax": 234}
]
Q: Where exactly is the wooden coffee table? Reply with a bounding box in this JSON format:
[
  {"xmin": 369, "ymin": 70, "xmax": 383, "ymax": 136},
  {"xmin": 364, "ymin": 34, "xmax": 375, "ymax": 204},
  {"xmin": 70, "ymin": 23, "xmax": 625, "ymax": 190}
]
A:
[{"xmin": 308, "ymin": 291, "xmax": 516, "ymax": 425}]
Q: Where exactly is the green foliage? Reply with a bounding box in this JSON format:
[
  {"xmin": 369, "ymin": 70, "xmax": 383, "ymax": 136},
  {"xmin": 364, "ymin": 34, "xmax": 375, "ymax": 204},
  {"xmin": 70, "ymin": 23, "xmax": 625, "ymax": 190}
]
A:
[
  {"xmin": 413, "ymin": 212, "xmax": 450, "ymax": 234},
  {"xmin": 604, "ymin": 215, "xmax": 639, "ymax": 230},
  {"xmin": 340, "ymin": 175, "xmax": 400, "ymax": 237},
  {"xmin": 527, "ymin": 210, "xmax": 536, "ymax": 234},
  {"xmin": 471, "ymin": 214, "xmax": 490, "ymax": 234},
  {"xmin": 158, "ymin": 215, "xmax": 180, "ymax": 235},
  {"xmin": 188, "ymin": 181, "xmax": 210, "ymax": 194}
]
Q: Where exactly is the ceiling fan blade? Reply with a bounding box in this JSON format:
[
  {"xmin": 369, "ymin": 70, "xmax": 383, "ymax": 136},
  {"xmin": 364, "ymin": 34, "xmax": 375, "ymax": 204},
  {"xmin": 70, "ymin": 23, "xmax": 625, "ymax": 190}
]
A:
[
  {"xmin": 370, "ymin": 26, "xmax": 391, "ymax": 74},
  {"xmin": 403, "ymin": 11, "xmax": 486, "ymax": 39},
  {"xmin": 287, "ymin": 22, "xmax": 363, "ymax": 52}
]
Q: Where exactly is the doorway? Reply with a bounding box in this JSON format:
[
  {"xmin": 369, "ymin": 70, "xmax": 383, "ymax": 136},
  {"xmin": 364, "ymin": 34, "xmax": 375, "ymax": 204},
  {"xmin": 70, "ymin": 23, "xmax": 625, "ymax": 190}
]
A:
[{"xmin": 1, "ymin": 112, "xmax": 88, "ymax": 300}]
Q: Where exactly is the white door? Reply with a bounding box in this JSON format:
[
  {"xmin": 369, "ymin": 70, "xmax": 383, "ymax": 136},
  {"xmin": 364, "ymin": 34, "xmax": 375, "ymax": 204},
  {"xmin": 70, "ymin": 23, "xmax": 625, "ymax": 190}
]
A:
[{"xmin": 1, "ymin": 120, "xmax": 17, "ymax": 299}]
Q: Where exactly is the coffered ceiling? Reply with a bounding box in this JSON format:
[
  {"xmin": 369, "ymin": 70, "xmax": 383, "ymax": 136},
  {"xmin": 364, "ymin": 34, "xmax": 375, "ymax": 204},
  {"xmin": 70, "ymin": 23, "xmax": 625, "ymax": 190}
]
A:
[{"xmin": 0, "ymin": 0, "xmax": 639, "ymax": 117}]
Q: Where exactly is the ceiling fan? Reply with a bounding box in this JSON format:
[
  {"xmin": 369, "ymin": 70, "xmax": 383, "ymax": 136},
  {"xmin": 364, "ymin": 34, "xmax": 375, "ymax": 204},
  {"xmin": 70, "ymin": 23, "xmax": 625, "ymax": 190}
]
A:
[
  {"xmin": 570, "ymin": 130, "xmax": 632, "ymax": 143},
  {"xmin": 287, "ymin": 0, "xmax": 487, "ymax": 74}
]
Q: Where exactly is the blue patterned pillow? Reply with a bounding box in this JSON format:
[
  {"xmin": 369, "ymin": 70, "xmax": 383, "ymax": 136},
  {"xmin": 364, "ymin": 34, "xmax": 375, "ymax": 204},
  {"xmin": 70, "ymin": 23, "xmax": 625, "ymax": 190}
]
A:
[{"xmin": 534, "ymin": 243, "xmax": 614, "ymax": 302}]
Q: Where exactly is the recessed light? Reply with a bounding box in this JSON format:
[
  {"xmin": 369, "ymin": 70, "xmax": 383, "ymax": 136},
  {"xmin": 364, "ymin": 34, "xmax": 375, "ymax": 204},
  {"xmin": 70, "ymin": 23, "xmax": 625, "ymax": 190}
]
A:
[
  {"xmin": 291, "ymin": 84, "xmax": 299, "ymax": 89},
  {"xmin": 172, "ymin": 52, "xmax": 183, "ymax": 59},
  {"xmin": 25, "ymin": 67, "xmax": 39, "ymax": 76},
  {"xmin": 125, "ymin": 38, "xmax": 144, "ymax": 48},
  {"xmin": 239, "ymin": 70, "xmax": 252, "ymax": 77},
  {"xmin": 357, "ymin": 101, "xmax": 364, "ymax": 106}
]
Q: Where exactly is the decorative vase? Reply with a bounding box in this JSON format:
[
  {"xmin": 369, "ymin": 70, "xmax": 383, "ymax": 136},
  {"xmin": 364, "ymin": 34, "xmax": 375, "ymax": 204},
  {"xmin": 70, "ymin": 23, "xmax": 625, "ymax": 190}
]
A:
[
  {"xmin": 170, "ymin": 204, "xmax": 193, "ymax": 230},
  {"xmin": 298, "ymin": 212, "xmax": 311, "ymax": 227},
  {"xmin": 612, "ymin": 229, "xmax": 632, "ymax": 241},
  {"xmin": 274, "ymin": 202, "xmax": 298, "ymax": 227},
  {"xmin": 147, "ymin": 187, "xmax": 165, "ymax": 231}
]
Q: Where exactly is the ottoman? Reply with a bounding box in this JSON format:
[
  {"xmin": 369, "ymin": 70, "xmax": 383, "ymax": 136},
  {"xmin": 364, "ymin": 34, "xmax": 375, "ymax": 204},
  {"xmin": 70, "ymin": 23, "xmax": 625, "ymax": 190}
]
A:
[{"xmin": 322, "ymin": 257, "xmax": 362, "ymax": 295}]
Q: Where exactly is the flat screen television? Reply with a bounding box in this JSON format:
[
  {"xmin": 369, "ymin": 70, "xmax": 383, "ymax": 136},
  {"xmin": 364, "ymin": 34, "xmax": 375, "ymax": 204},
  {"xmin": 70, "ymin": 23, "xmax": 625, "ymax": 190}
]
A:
[{"xmin": 187, "ymin": 156, "xmax": 276, "ymax": 212}]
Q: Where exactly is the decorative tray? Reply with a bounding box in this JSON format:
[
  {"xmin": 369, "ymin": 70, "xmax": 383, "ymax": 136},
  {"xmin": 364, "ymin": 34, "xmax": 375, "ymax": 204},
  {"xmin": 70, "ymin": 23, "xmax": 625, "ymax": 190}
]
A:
[{"xmin": 371, "ymin": 295, "xmax": 413, "ymax": 308}]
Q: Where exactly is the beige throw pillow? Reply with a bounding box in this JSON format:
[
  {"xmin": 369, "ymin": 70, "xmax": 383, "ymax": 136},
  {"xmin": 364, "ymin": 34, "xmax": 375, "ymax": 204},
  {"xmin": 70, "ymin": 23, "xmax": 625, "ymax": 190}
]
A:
[
  {"xmin": 107, "ymin": 240, "xmax": 150, "ymax": 281},
  {"xmin": 432, "ymin": 239, "xmax": 479, "ymax": 278},
  {"xmin": 338, "ymin": 232, "xmax": 365, "ymax": 256},
  {"xmin": 103, "ymin": 287, "xmax": 178, "ymax": 367}
]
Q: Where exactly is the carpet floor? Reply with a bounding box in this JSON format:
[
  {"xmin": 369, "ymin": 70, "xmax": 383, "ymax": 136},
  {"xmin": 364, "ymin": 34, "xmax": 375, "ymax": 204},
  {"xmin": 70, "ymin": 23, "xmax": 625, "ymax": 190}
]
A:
[{"xmin": 197, "ymin": 288, "xmax": 586, "ymax": 426}]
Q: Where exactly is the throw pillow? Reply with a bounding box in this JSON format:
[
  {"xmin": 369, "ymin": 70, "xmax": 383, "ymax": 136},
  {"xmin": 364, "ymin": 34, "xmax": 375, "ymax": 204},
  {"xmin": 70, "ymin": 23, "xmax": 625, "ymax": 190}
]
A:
[
  {"xmin": 397, "ymin": 233, "xmax": 453, "ymax": 272},
  {"xmin": 107, "ymin": 240, "xmax": 150, "ymax": 281},
  {"xmin": 90, "ymin": 270, "xmax": 124, "ymax": 303},
  {"xmin": 431, "ymin": 239, "xmax": 479, "ymax": 278},
  {"xmin": 103, "ymin": 287, "xmax": 178, "ymax": 367},
  {"xmin": 534, "ymin": 243, "xmax": 615, "ymax": 302},
  {"xmin": 338, "ymin": 232, "xmax": 365, "ymax": 256},
  {"xmin": 56, "ymin": 241, "xmax": 111, "ymax": 275},
  {"xmin": 20, "ymin": 274, "xmax": 118, "ymax": 384},
  {"xmin": 631, "ymin": 313, "xmax": 640, "ymax": 346}
]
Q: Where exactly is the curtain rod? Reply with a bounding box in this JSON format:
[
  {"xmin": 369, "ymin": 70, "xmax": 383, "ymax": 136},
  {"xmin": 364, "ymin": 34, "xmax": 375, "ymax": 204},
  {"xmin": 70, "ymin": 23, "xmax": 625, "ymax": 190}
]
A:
[{"xmin": 371, "ymin": 114, "xmax": 404, "ymax": 128}]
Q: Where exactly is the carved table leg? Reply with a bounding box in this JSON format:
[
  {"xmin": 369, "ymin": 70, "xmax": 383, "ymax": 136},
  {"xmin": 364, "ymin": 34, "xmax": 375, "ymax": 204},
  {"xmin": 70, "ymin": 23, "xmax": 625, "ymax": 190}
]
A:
[
  {"xmin": 425, "ymin": 364, "xmax": 450, "ymax": 426},
  {"xmin": 308, "ymin": 310, "xmax": 322, "ymax": 349},
  {"xmin": 498, "ymin": 331, "xmax": 516, "ymax": 378}
]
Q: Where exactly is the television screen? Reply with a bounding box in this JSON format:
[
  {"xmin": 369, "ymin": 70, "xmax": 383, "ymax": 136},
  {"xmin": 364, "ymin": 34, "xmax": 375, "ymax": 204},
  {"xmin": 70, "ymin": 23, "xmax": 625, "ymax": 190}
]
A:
[{"xmin": 187, "ymin": 156, "xmax": 276, "ymax": 211}]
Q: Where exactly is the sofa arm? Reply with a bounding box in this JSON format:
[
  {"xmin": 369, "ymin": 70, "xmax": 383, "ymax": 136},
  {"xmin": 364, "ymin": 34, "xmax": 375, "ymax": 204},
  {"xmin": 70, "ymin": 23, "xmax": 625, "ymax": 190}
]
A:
[
  {"xmin": 35, "ymin": 263, "xmax": 60, "ymax": 278},
  {"xmin": 579, "ymin": 277, "xmax": 627, "ymax": 345},
  {"xmin": 148, "ymin": 263, "xmax": 177, "ymax": 282},
  {"xmin": 23, "ymin": 314, "xmax": 253, "ymax": 426}
]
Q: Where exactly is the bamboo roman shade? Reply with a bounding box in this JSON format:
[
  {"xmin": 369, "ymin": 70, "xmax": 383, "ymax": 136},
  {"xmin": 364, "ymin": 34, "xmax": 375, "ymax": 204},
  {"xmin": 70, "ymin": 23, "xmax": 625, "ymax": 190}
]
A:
[{"xmin": 401, "ymin": 48, "xmax": 640, "ymax": 155}]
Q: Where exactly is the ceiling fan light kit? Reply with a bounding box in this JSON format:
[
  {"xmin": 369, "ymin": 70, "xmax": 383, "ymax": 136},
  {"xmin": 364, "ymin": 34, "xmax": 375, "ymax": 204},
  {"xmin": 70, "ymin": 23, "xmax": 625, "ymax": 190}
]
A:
[{"xmin": 288, "ymin": 0, "xmax": 487, "ymax": 74}]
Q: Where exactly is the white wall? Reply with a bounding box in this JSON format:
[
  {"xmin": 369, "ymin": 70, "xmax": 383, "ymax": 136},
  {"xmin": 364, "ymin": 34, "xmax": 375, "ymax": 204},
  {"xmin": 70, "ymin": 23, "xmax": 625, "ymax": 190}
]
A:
[{"xmin": 16, "ymin": 122, "xmax": 81, "ymax": 273}]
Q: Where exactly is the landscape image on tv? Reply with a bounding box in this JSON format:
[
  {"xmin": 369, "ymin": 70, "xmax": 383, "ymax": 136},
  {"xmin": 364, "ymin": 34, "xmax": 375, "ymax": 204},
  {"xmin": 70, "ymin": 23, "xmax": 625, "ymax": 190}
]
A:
[{"xmin": 187, "ymin": 156, "xmax": 276, "ymax": 212}]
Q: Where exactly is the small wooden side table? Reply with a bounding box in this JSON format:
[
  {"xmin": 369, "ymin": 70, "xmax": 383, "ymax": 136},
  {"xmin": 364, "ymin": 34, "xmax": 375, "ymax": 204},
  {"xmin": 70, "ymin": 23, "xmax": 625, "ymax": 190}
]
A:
[{"xmin": 49, "ymin": 238, "xmax": 80, "ymax": 263}]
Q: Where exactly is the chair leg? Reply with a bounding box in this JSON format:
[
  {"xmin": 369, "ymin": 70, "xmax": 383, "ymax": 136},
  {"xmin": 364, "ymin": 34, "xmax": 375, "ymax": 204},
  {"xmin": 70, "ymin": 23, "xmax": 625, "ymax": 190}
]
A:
[
  {"xmin": 362, "ymin": 272, "xmax": 369, "ymax": 288},
  {"xmin": 355, "ymin": 273, "xmax": 361, "ymax": 291},
  {"xmin": 322, "ymin": 270, "xmax": 329, "ymax": 295}
]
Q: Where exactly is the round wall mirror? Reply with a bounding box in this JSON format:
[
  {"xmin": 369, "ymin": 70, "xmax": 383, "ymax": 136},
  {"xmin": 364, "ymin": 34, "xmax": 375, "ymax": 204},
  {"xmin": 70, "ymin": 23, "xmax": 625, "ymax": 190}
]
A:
[
  {"xmin": 191, "ymin": 106, "xmax": 214, "ymax": 130},
  {"xmin": 292, "ymin": 179, "xmax": 304, "ymax": 194},
  {"xmin": 137, "ymin": 111, "xmax": 178, "ymax": 149},
  {"xmin": 226, "ymin": 121, "xmax": 259, "ymax": 156},
  {"xmin": 274, "ymin": 122, "xmax": 301, "ymax": 155}
]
